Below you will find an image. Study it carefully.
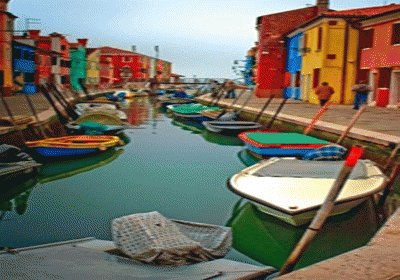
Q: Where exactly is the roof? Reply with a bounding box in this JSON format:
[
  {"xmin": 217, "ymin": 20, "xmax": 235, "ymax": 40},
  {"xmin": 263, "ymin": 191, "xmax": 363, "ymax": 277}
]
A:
[
  {"xmin": 321, "ymin": 4, "xmax": 400, "ymax": 18},
  {"xmin": 0, "ymin": 11, "xmax": 18, "ymax": 19},
  {"xmin": 97, "ymin": 46, "xmax": 139, "ymax": 56}
]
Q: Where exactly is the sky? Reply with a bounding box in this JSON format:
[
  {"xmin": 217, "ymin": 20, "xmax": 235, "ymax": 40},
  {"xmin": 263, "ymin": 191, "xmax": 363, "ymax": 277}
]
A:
[{"xmin": 9, "ymin": 0, "xmax": 400, "ymax": 79}]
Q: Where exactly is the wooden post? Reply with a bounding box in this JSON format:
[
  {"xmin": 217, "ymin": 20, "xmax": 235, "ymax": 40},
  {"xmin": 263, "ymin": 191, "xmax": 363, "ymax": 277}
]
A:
[
  {"xmin": 378, "ymin": 163, "xmax": 400, "ymax": 208},
  {"xmin": 24, "ymin": 94, "xmax": 48, "ymax": 139},
  {"xmin": 265, "ymin": 98, "xmax": 287, "ymax": 128},
  {"xmin": 0, "ymin": 90, "xmax": 27, "ymax": 143},
  {"xmin": 383, "ymin": 142, "xmax": 400, "ymax": 172},
  {"xmin": 303, "ymin": 102, "xmax": 331, "ymax": 135},
  {"xmin": 279, "ymin": 146, "xmax": 364, "ymax": 275},
  {"xmin": 38, "ymin": 85, "xmax": 69, "ymax": 124},
  {"xmin": 336, "ymin": 105, "xmax": 366, "ymax": 145}
]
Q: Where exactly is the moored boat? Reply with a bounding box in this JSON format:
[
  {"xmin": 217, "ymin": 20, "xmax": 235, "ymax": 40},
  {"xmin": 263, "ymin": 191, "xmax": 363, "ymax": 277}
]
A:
[
  {"xmin": 26, "ymin": 135, "xmax": 122, "ymax": 158},
  {"xmin": 239, "ymin": 132, "xmax": 330, "ymax": 158},
  {"xmin": 169, "ymin": 103, "xmax": 220, "ymax": 122},
  {"xmin": 202, "ymin": 121, "xmax": 263, "ymax": 135},
  {"xmin": 227, "ymin": 157, "xmax": 386, "ymax": 226},
  {"xmin": 75, "ymin": 111, "xmax": 126, "ymax": 125},
  {"xmin": 66, "ymin": 121, "xmax": 127, "ymax": 136}
]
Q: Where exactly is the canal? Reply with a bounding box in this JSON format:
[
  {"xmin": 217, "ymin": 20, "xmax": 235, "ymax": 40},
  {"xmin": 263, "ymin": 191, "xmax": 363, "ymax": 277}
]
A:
[{"xmin": 1, "ymin": 97, "xmax": 399, "ymax": 270}]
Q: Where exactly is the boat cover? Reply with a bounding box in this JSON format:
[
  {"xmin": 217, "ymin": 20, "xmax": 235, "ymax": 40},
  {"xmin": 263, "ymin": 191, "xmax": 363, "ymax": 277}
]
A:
[
  {"xmin": 253, "ymin": 159, "xmax": 368, "ymax": 179},
  {"xmin": 171, "ymin": 104, "xmax": 220, "ymax": 115},
  {"xmin": 112, "ymin": 211, "xmax": 232, "ymax": 265},
  {"xmin": 243, "ymin": 132, "xmax": 329, "ymax": 146}
]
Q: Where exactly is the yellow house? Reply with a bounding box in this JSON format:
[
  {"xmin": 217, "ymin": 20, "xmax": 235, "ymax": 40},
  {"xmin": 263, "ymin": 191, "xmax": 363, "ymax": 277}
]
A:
[
  {"xmin": 300, "ymin": 16, "xmax": 359, "ymax": 105},
  {"xmin": 86, "ymin": 49, "xmax": 100, "ymax": 89}
]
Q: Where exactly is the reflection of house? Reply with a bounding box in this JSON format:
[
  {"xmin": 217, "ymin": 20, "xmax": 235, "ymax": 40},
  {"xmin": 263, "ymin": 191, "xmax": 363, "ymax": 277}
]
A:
[
  {"xmin": 255, "ymin": 0, "xmax": 326, "ymax": 98},
  {"xmin": 299, "ymin": 4, "xmax": 400, "ymax": 105},
  {"xmin": 0, "ymin": 0, "xmax": 17, "ymax": 96},
  {"xmin": 86, "ymin": 48, "xmax": 100, "ymax": 89},
  {"xmin": 12, "ymin": 40, "xmax": 36, "ymax": 94},
  {"xmin": 70, "ymin": 39, "xmax": 88, "ymax": 91},
  {"xmin": 358, "ymin": 7, "xmax": 400, "ymax": 107}
]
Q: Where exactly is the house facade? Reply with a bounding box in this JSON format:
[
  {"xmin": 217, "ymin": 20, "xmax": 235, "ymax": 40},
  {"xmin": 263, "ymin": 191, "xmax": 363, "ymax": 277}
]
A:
[
  {"xmin": 358, "ymin": 8, "xmax": 400, "ymax": 107},
  {"xmin": 86, "ymin": 48, "xmax": 100, "ymax": 89},
  {"xmin": 0, "ymin": 0, "xmax": 16, "ymax": 96},
  {"xmin": 12, "ymin": 40, "xmax": 36, "ymax": 94},
  {"xmin": 50, "ymin": 32, "xmax": 70, "ymax": 88},
  {"xmin": 70, "ymin": 39, "xmax": 88, "ymax": 91},
  {"xmin": 284, "ymin": 31, "xmax": 303, "ymax": 99}
]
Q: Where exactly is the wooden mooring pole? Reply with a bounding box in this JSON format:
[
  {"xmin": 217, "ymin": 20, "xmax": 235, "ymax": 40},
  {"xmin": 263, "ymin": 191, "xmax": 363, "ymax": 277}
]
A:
[
  {"xmin": 279, "ymin": 146, "xmax": 364, "ymax": 276},
  {"xmin": 303, "ymin": 102, "xmax": 331, "ymax": 135},
  {"xmin": 265, "ymin": 97, "xmax": 287, "ymax": 129},
  {"xmin": 336, "ymin": 105, "xmax": 367, "ymax": 145}
]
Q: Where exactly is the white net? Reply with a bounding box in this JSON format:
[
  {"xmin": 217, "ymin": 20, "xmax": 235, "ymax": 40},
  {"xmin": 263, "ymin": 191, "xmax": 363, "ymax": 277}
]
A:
[{"xmin": 112, "ymin": 211, "xmax": 232, "ymax": 265}]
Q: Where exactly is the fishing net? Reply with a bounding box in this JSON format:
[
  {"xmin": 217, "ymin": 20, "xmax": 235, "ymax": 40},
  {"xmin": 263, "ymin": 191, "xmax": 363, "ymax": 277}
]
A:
[{"xmin": 112, "ymin": 211, "xmax": 232, "ymax": 265}]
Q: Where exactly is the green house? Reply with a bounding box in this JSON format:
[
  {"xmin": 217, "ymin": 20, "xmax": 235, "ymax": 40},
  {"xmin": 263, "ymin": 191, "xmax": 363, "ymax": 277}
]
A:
[{"xmin": 70, "ymin": 39, "xmax": 88, "ymax": 91}]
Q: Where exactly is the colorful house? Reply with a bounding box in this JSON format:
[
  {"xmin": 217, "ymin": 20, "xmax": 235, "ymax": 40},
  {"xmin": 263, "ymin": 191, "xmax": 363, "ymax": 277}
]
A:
[
  {"xmin": 14, "ymin": 30, "xmax": 61, "ymax": 86},
  {"xmin": 299, "ymin": 4, "xmax": 400, "ymax": 105},
  {"xmin": 0, "ymin": 0, "xmax": 17, "ymax": 96},
  {"xmin": 50, "ymin": 32, "xmax": 70, "ymax": 88},
  {"xmin": 86, "ymin": 48, "xmax": 100, "ymax": 89},
  {"xmin": 358, "ymin": 6, "xmax": 400, "ymax": 107},
  {"xmin": 255, "ymin": 0, "xmax": 327, "ymax": 97},
  {"xmin": 70, "ymin": 39, "xmax": 88, "ymax": 91},
  {"xmin": 99, "ymin": 55, "xmax": 113, "ymax": 87},
  {"xmin": 284, "ymin": 31, "xmax": 303, "ymax": 99},
  {"xmin": 12, "ymin": 40, "xmax": 36, "ymax": 94}
]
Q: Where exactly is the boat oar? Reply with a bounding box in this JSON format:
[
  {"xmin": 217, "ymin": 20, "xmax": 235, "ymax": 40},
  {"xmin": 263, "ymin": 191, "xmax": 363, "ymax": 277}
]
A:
[
  {"xmin": 234, "ymin": 90, "xmax": 254, "ymax": 117},
  {"xmin": 279, "ymin": 146, "xmax": 364, "ymax": 276},
  {"xmin": 336, "ymin": 105, "xmax": 367, "ymax": 145},
  {"xmin": 382, "ymin": 142, "xmax": 400, "ymax": 172},
  {"xmin": 206, "ymin": 89, "xmax": 246, "ymax": 120},
  {"xmin": 377, "ymin": 162, "xmax": 400, "ymax": 208},
  {"xmin": 303, "ymin": 101, "xmax": 331, "ymax": 135},
  {"xmin": 207, "ymin": 85, "xmax": 224, "ymax": 106},
  {"xmin": 264, "ymin": 97, "xmax": 287, "ymax": 129}
]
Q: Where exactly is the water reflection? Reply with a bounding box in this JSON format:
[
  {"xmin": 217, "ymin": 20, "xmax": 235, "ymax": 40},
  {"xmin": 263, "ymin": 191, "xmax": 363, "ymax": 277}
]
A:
[
  {"xmin": 38, "ymin": 149, "xmax": 124, "ymax": 183},
  {"xmin": 237, "ymin": 149, "xmax": 260, "ymax": 167},
  {"xmin": 0, "ymin": 178, "xmax": 38, "ymax": 220},
  {"xmin": 226, "ymin": 199, "xmax": 379, "ymax": 270},
  {"xmin": 124, "ymin": 97, "xmax": 151, "ymax": 127}
]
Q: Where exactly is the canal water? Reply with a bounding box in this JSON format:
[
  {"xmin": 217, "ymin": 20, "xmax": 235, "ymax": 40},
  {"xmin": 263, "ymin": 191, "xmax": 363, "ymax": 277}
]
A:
[{"xmin": 0, "ymin": 97, "xmax": 398, "ymax": 270}]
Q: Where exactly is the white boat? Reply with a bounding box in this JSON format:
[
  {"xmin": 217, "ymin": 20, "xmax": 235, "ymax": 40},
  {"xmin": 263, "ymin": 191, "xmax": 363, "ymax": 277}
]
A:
[
  {"xmin": 75, "ymin": 103, "xmax": 117, "ymax": 115},
  {"xmin": 228, "ymin": 158, "xmax": 386, "ymax": 226}
]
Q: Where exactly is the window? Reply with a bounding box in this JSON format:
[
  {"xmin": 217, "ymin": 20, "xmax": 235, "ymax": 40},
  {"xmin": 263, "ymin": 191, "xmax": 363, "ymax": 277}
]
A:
[
  {"xmin": 122, "ymin": 56, "xmax": 132, "ymax": 63},
  {"xmin": 328, "ymin": 20, "xmax": 337, "ymax": 26},
  {"xmin": 12, "ymin": 48, "xmax": 21, "ymax": 59},
  {"xmin": 52, "ymin": 56, "xmax": 58, "ymax": 65},
  {"xmin": 24, "ymin": 72, "xmax": 35, "ymax": 83},
  {"xmin": 61, "ymin": 45, "xmax": 66, "ymax": 51},
  {"xmin": 359, "ymin": 29, "xmax": 374, "ymax": 49},
  {"xmin": 327, "ymin": 54, "xmax": 336, "ymax": 60},
  {"xmin": 378, "ymin": 68, "xmax": 391, "ymax": 88},
  {"xmin": 392, "ymin": 23, "xmax": 400, "ymax": 45},
  {"xmin": 313, "ymin": 68, "xmax": 320, "ymax": 88},
  {"xmin": 317, "ymin": 27, "xmax": 323, "ymax": 50}
]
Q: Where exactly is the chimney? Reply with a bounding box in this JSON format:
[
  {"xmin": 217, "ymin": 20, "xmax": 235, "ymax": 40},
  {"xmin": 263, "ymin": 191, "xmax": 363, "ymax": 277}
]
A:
[
  {"xmin": 0, "ymin": 0, "xmax": 10, "ymax": 12},
  {"xmin": 317, "ymin": 0, "xmax": 329, "ymax": 14},
  {"xmin": 77, "ymin": 38, "xmax": 88, "ymax": 47},
  {"xmin": 28, "ymin": 30, "xmax": 41, "ymax": 39}
]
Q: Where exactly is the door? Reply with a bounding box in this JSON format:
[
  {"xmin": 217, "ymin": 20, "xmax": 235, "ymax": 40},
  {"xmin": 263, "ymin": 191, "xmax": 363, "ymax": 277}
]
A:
[
  {"xmin": 369, "ymin": 71, "xmax": 378, "ymax": 104},
  {"xmin": 389, "ymin": 71, "xmax": 400, "ymax": 107},
  {"xmin": 301, "ymin": 74, "xmax": 311, "ymax": 101}
]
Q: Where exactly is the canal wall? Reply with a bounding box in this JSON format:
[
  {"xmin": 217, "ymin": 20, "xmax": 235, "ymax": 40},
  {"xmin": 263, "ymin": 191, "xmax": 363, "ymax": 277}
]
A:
[{"xmin": 277, "ymin": 208, "xmax": 400, "ymax": 279}]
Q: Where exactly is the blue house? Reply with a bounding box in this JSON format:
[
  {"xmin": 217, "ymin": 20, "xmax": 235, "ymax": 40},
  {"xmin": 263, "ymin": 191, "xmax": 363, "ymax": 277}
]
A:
[
  {"xmin": 12, "ymin": 40, "xmax": 36, "ymax": 94},
  {"xmin": 284, "ymin": 31, "xmax": 303, "ymax": 100}
]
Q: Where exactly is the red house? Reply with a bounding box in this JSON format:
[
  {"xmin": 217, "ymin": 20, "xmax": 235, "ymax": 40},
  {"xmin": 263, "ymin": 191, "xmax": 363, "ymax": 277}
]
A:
[
  {"xmin": 97, "ymin": 47, "xmax": 143, "ymax": 85},
  {"xmin": 358, "ymin": 6, "xmax": 400, "ymax": 107},
  {"xmin": 255, "ymin": 0, "xmax": 329, "ymax": 97}
]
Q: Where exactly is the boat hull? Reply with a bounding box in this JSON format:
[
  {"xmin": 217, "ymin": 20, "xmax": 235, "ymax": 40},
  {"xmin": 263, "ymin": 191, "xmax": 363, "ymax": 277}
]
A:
[
  {"xmin": 33, "ymin": 147, "xmax": 99, "ymax": 157},
  {"xmin": 172, "ymin": 112, "xmax": 211, "ymax": 122},
  {"xmin": 202, "ymin": 121, "xmax": 262, "ymax": 135}
]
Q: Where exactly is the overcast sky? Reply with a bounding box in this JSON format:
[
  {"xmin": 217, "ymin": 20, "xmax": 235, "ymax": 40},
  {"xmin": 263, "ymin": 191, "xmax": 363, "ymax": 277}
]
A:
[{"xmin": 9, "ymin": 0, "xmax": 400, "ymax": 78}]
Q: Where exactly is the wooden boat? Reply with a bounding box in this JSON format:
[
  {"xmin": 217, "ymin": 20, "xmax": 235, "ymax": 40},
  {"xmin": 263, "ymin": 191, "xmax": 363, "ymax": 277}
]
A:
[
  {"xmin": 75, "ymin": 103, "xmax": 117, "ymax": 115},
  {"xmin": 75, "ymin": 111, "xmax": 126, "ymax": 125},
  {"xmin": 202, "ymin": 97, "xmax": 284, "ymax": 135},
  {"xmin": 0, "ymin": 144, "xmax": 41, "ymax": 187},
  {"xmin": 26, "ymin": 135, "xmax": 122, "ymax": 158},
  {"xmin": 0, "ymin": 115, "xmax": 34, "ymax": 126},
  {"xmin": 228, "ymin": 157, "xmax": 386, "ymax": 226},
  {"xmin": 65, "ymin": 121, "xmax": 127, "ymax": 136},
  {"xmin": 170, "ymin": 103, "xmax": 220, "ymax": 122},
  {"xmin": 239, "ymin": 132, "xmax": 330, "ymax": 158},
  {"xmin": 157, "ymin": 95, "xmax": 194, "ymax": 107}
]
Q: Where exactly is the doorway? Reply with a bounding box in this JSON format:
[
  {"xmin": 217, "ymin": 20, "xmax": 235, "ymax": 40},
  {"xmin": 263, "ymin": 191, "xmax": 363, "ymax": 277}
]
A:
[{"xmin": 300, "ymin": 74, "xmax": 311, "ymax": 101}]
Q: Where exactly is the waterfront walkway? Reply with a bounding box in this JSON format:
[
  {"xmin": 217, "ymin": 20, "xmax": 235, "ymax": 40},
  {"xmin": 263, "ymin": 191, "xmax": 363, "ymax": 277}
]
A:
[{"xmin": 197, "ymin": 92, "xmax": 400, "ymax": 146}]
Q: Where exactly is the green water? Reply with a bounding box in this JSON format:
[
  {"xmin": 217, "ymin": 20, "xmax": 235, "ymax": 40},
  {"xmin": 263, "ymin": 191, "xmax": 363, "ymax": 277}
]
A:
[{"xmin": 0, "ymin": 97, "xmax": 396, "ymax": 270}]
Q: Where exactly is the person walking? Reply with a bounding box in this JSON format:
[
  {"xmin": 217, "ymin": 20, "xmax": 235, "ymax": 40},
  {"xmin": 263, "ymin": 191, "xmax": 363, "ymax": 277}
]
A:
[
  {"xmin": 315, "ymin": 82, "xmax": 335, "ymax": 106},
  {"xmin": 352, "ymin": 80, "xmax": 372, "ymax": 110}
]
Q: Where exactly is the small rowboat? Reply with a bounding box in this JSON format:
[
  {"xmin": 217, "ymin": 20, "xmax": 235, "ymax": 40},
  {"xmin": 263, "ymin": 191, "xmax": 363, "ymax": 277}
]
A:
[
  {"xmin": 239, "ymin": 132, "xmax": 330, "ymax": 158},
  {"xmin": 66, "ymin": 121, "xmax": 127, "ymax": 136},
  {"xmin": 228, "ymin": 158, "xmax": 386, "ymax": 226},
  {"xmin": 26, "ymin": 135, "xmax": 122, "ymax": 158},
  {"xmin": 75, "ymin": 103, "xmax": 117, "ymax": 115},
  {"xmin": 169, "ymin": 103, "xmax": 220, "ymax": 122},
  {"xmin": 75, "ymin": 111, "xmax": 126, "ymax": 125},
  {"xmin": 203, "ymin": 121, "xmax": 263, "ymax": 135}
]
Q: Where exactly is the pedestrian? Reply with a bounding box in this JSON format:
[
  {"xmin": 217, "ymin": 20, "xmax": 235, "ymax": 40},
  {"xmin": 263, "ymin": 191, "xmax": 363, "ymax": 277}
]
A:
[
  {"xmin": 352, "ymin": 80, "xmax": 372, "ymax": 110},
  {"xmin": 224, "ymin": 80, "xmax": 236, "ymax": 99},
  {"xmin": 315, "ymin": 82, "xmax": 334, "ymax": 106}
]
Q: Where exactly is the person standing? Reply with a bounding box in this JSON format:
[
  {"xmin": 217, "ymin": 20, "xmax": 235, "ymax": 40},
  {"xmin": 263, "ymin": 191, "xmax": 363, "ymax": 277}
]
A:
[
  {"xmin": 224, "ymin": 80, "xmax": 237, "ymax": 99},
  {"xmin": 352, "ymin": 80, "xmax": 372, "ymax": 110},
  {"xmin": 315, "ymin": 82, "xmax": 335, "ymax": 106}
]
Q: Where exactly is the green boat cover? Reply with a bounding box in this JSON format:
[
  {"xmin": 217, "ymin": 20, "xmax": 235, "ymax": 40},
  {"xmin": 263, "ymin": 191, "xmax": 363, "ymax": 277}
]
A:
[
  {"xmin": 171, "ymin": 103, "xmax": 220, "ymax": 115},
  {"xmin": 246, "ymin": 132, "xmax": 330, "ymax": 145},
  {"xmin": 79, "ymin": 121, "xmax": 108, "ymax": 135}
]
